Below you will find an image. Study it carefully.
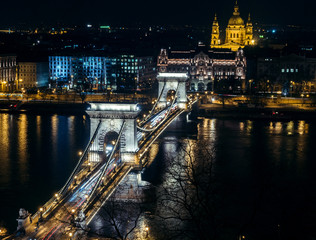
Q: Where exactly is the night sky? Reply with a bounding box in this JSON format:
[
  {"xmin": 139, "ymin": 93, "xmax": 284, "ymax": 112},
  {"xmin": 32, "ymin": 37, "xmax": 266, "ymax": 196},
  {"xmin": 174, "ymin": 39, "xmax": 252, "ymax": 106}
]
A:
[{"xmin": 1, "ymin": 0, "xmax": 315, "ymax": 26}]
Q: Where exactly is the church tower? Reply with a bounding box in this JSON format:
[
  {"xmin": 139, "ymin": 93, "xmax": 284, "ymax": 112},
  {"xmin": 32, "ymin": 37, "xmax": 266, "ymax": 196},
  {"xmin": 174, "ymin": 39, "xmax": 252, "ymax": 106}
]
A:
[
  {"xmin": 210, "ymin": 1, "xmax": 256, "ymax": 51},
  {"xmin": 225, "ymin": 1, "xmax": 245, "ymax": 45},
  {"xmin": 210, "ymin": 14, "xmax": 220, "ymax": 48},
  {"xmin": 245, "ymin": 13, "xmax": 254, "ymax": 46}
]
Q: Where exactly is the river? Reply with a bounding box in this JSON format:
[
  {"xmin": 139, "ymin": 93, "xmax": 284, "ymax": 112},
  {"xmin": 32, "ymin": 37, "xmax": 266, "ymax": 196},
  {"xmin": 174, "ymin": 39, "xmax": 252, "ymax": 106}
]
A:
[{"xmin": 0, "ymin": 112, "xmax": 315, "ymax": 239}]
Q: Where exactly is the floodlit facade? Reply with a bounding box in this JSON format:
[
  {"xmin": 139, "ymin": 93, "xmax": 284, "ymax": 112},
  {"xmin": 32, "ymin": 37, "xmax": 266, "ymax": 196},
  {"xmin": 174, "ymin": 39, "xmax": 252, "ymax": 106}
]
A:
[
  {"xmin": 49, "ymin": 55, "xmax": 156, "ymax": 91},
  {"xmin": 17, "ymin": 62, "xmax": 49, "ymax": 90},
  {"xmin": 158, "ymin": 47, "xmax": 247, "ymax": 93},
  {"xmin": 111, "ymin": 55, "xmax": 156, "ymax": 90},
  {"xmin": 0, "ymin": 55, "xmax": 17, "ymax": 92},
  {"xmin": 256, "ymin": 54, "xmax": 316, "ymax": 95},
  {"xmin": 49, "ymin": 56, "xmax": 107, "ymax": 90},
  {"xmin": 210, "ymin": 1, "xmax": 255, "ymax": 51}
]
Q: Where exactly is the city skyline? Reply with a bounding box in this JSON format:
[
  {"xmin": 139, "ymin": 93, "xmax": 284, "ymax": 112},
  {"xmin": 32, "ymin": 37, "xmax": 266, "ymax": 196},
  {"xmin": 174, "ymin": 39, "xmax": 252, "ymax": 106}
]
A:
[{"xmin": 0, "ymin": 0, "xmax": 315, "ymax": 27}]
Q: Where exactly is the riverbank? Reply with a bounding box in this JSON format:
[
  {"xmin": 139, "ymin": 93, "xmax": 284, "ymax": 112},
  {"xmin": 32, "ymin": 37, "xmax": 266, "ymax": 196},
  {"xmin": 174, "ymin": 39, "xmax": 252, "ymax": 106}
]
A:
[
  {"xmin": 197, "ymin": 103, "xmax": 316, "ymax": 120},
  {"xmin": 0, "ymin": 100, "xmax": 152, "ymax": 114},
  {"xmin": 1, "ymin": 100, "xmax": 315, "ymax": 120},
  {"xmin": 0, "ymin": 100, "xmax": 87, "ymax": 114}
]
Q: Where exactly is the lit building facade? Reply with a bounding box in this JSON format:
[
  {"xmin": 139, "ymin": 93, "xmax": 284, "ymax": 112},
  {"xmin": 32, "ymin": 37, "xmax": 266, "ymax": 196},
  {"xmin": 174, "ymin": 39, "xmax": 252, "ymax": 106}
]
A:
[
  {"xmin": 49, "ymin": 56, "xmax": 107, "ymax": 90},
  {"xmin": 210, "ymin": 1, "xmax": 255, "ymax": 51},
  {"xmin": 0, "ymin": 55, "xmax": 17, "ymax": 92},
  {"xmin": 49, "ymin": 55, "xmax": 156, "ymax": 91},
  {"xmin": 111, "ymin": 55, "xmax": 156, "ymax": 90},
  {"xmin": 158, "ymin": 47, "xmax": 247, "ymax": 93},
  {"xmin": 256, "ymin": 54, "xmax": 316, "ymax": 95},
  {"xmin": 17, "ymin": 62, "xmax": 49, "ymax": 90}
]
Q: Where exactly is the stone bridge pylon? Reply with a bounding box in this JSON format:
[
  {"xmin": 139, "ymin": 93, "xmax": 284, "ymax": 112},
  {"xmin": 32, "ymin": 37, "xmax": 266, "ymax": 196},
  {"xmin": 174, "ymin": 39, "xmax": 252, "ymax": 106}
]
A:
[{"xmin": 86, "ymin": 103, "xmax": 141, "ymax": 165}]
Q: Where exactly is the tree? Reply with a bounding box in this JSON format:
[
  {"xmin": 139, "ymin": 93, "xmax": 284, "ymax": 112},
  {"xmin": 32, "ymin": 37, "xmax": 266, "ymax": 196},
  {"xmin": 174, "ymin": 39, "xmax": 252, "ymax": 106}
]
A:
[
  {"xmin": 90, "ymin": 180, "xmax": 145, "ymax": 240},
  {"xmin": 153, "ymin": 140, "xmax": 220, "ymax": 240}
]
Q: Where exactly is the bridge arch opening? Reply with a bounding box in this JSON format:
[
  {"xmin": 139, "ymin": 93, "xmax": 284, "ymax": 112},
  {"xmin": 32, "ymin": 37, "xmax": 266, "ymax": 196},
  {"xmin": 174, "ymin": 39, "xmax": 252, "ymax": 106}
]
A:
[
  {"xmin": 166, "ymin": 89, "xmax": 176, "ymax": 105},
  {"xmin": 103, "ymin": 131, "xmax": 120, "ymax": 155}
]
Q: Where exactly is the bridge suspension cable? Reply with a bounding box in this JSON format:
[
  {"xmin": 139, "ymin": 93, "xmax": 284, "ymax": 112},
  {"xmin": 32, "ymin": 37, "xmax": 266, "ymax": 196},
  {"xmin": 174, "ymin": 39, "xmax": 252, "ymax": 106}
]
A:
[
  {"xmin": 136, "ymin": 82, "xmax": 179, "ymax": 132},
  {"xmin": 83, "ymin": 120, "xmax": 126, "ymax": 211},
  {"xmin": 59, "ymin": 120, "xmax": 102, "ymax": 197},
  {"xmin": 140, "ymin": 80, "xmax": 166, "ymax": 124}
]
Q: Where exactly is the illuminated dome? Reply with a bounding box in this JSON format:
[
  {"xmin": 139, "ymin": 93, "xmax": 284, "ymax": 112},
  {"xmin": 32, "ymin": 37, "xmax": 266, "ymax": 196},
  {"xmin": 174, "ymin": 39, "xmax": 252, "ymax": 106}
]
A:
[
  {"xmin": 228, "ymin": 2, "xmax": 244, "ymax": 26},
  {"xmin": 228, "ymin": 15, "xmax": 244, "ymax": 25}
]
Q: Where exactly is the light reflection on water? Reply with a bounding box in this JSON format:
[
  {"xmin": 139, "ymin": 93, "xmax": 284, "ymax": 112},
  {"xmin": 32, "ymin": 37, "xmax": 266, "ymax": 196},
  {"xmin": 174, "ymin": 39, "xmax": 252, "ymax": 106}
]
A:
[
  {"xmin": 0, "ymin": 112, "xmax": 315, "ymax": 239},
  {"xmin": 0, "ymin": 113, "xmax": 89, "ymax": 233},
  {"xmin": 142, "ymin": 117, "xmax": 316, "ymax": 239}
]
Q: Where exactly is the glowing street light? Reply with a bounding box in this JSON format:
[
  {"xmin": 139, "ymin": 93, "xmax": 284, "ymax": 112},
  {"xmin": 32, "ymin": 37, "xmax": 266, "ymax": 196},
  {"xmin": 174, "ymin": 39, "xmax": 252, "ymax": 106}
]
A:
[{"xmin": 145, "ymin": 226, "xmax": 149, "ymax": 237}]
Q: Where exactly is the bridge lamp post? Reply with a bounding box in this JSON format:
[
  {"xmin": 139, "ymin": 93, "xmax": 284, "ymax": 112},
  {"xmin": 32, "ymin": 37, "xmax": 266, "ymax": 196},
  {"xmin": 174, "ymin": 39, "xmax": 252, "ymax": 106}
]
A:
[
  {"xmin": 114, "ymin": 163, "xmax": 117, "ymax": 173},
  {"xmin": 39, "ymin": 207, "xmax": 43, "ymax": 221},
  {"xmin": 55, "ymin": 193, "xmax": 59, "ymax": 202},
  {"xmin": 101, "ymin": 177, "xmax": 105, "ymax": 186},
  {"xmin": 74, "ymin": 176, "xmax": 77, "ymax": 185},
  {"xmin": 145, "ymin": 226, "xmax": 149, "ymax": 238},
  {"xmin": 78, "ymin": 151, "xmax": 82, "ymax": 156},
  {"xmin": 88, "ymin": 162, "xmax": 91, "ymax": 172},
  {"xmin": 69, "ymin": 232, "xmax": 73, "ymax": 239}
]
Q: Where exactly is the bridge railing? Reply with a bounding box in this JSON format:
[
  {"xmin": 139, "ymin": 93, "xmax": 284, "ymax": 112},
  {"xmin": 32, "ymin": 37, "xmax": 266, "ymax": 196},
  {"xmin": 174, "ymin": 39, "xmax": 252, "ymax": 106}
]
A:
[
  {"xmin": 83, "ymin": 120, "xmax": 126, "ymax": 211},
  {"xmin": 141, "ymin": 81, "xmax": 166, "ymax": 124},
  {"xmin": 59, "ymin": 120, "xmax": 102, "ymax": 197},
  {"xmin": 137, "ymin": 83, "xmax": 179, "ymax": 133},
  {"xmin": 30, "ymin": 120, "xmax": 102, "ymax": 222},
  {"xmin": 85, "ymin": 163, "xmax": 133, "ymax": 225},
  {"xmin": 139, "ymin": 108, "xmax": 185, "ymax": 163}
]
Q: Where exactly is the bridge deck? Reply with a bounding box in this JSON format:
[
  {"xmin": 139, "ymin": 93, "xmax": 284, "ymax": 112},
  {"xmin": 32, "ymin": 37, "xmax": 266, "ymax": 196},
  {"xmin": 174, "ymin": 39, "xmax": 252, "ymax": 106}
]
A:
[
  {"xmin": 20, "ymin": 164, "xmax": 132, "ymax": 240},
  {"xmin": 14, "ymin": 99, "xmax": 198, "ymax": 239}
]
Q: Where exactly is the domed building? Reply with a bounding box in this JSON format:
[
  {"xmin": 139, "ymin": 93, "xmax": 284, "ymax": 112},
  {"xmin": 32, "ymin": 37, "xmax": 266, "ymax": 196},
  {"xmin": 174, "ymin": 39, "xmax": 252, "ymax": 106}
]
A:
[{"xmin": 211, "ymin": 1, "xmax": 255, "ymax": 51}]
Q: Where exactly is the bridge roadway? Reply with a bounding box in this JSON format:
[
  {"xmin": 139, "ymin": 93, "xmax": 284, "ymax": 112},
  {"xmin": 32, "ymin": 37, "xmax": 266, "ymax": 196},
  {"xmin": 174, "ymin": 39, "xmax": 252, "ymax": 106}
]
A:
[{"xmin": 16, "ymin": 99, "xmax": 198, "ymax": 239}]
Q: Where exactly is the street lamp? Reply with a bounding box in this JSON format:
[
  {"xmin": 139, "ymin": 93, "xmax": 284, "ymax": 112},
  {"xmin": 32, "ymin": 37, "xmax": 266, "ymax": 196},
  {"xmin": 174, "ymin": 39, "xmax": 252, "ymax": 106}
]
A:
[
  {"xmin": 145, "ymin": 226, "xmax": 149, "ymax": 237},
  {"xmin": 16, "ymin": 79, "xmax": 23, "ymax": 91}
]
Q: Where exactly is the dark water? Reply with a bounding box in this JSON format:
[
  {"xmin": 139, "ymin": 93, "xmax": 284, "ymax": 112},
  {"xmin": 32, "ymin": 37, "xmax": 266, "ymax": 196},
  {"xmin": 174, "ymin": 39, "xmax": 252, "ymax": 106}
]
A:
[
  {"xmin": 0, "ymin": 112, "xmax": 316, "ymax": 239},
  {"xmin": 143, "ymin": 117, "xmax": 316, "ymax": 240},
  {"xmin": 0, "ymin": 113, "xmax": 90, "ymax": 233}
]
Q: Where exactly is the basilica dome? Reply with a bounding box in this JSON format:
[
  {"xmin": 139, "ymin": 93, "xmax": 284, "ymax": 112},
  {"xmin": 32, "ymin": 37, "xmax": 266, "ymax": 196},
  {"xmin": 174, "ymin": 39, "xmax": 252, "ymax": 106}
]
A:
[
  {"xmin": 228, "ymin": 2, "xmax": 244, "ymax": 26},
  {"xmin": 228, "ymin": 15, "xmax": 244, "ymax": 26}
]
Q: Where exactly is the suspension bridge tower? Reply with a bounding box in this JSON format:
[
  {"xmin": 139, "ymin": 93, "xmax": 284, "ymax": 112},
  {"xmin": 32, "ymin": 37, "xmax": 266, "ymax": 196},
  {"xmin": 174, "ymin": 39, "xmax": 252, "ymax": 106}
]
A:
[
  {"xmin": 156, "ymin": 72, "xmax": 188, "ymax": 109},
  {"xmin": 86, "ymin": 103, "xmax": 141, "ymax": 165}
]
